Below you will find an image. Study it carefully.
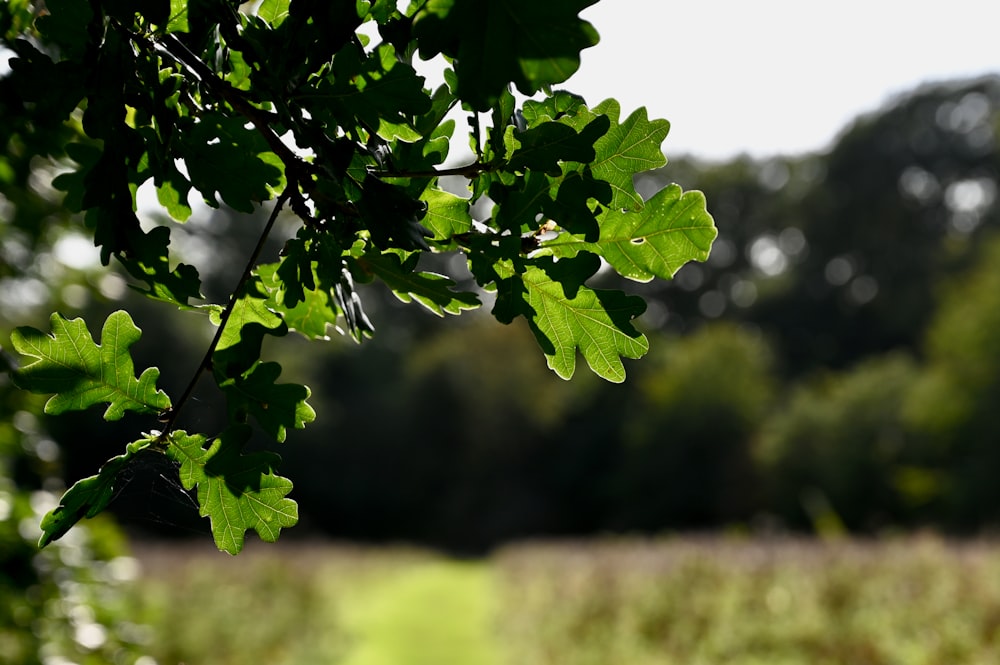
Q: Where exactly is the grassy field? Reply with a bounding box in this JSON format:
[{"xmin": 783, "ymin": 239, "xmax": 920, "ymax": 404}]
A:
[{"xmin": 128, "ymin": 535, "xmax": 1000, "ymax": 665}]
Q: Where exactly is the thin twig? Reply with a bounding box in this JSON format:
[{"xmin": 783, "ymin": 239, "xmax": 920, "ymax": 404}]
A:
[
  {"xmin": 375, "ymin": 161, "xmax": 499, "ymax": 179},
  {"xmin": 152, "ymin": 33, "xmax": 301, "ymax": 167},
  {"xmin": 158, "ymin": 188, "xmax": 292, "ymax": 440},
  {"xmin": 149, "ymin": 31, "xmax": 494, "ymax": 181}
]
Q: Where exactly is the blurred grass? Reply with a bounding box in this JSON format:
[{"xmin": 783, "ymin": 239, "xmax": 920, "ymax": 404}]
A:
[
  {"xmin": 496, "ymin": 536, "xmax": 1000, "ymax": 665},
  {"xmin": 338, "ymin": 560, "xmax": 500, "ymax": 665},
  {"xmin": 127, "ymin": 536, "xmax": 1000, "ymax": 665},
  {"xmin": 129, "ymin": 542, "xmax": 500, "ymax": 665}
]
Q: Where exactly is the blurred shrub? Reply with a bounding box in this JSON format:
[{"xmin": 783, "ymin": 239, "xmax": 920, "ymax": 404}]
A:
[
  {"xmin": 0, "ymin": 371, "xmax": 148, "ymax": 665},
  {"xmin": 756, "ymin": 354, "xmax": 921, "ymax": 532},
  {"xmin": 609, "ymin": 323, "xmax": 777, "ymax": 530},
  {"xmin": 904, "ymin": 233, "xmax": 1000, "ymax": 526}
]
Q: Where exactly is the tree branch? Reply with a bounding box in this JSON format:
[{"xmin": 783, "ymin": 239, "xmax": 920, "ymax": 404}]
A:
[
  {"xmin": 157, "ymin": 188, "xmax": 291, "ymax": 440},
  {"xmin": 140, "ymin": 29, "xmax": 497, "ymax": 214},
  {"xmin": 374, "ymin": 160, "xmax": 500, "ymax": 179},
  {"xmin": 151, "ymin": 33, "xmax": 305, "ymax": 170}
]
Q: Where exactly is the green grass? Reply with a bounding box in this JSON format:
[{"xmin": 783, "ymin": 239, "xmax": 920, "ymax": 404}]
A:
[
  {"xmin": 126, "ymin": 536, "xmax": 1000, "ymax": 665},
  {"xmin": 338, "ymin": 561, "xmax": 500, "ymax": 665},
  {"xmin": 129, "ymin": 543, "xmax": 502, "ymax": 665}
]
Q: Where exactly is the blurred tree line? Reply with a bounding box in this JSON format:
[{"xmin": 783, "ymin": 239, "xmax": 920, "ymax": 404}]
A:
[{"xmin": 7, "ymin": 74, "xmax": 1000, "ymax": 554}]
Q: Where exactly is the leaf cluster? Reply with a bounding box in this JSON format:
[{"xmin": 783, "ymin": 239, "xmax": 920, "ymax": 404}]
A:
[{"xmin": 1, "ymin": 0, "xmax": 715, "ymax": 551}]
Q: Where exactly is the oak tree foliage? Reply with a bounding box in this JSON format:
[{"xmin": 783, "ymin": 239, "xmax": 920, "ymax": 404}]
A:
[{"xmin": 1, "ymin": 0, "xmax": 716, "ymax": 553}]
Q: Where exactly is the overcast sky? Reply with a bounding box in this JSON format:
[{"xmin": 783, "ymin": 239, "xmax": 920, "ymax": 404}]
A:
[
  {"xmin": 3, "ymin": 1, "xmax": 997, "ymax": 161},
  {"xmin": 565, "ymin": 1, "xmax": 1000, "ymax": 160}
]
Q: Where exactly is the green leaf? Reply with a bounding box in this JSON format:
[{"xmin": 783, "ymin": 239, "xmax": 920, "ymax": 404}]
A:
[
  {"xmin": 272, "ymin": 286, "xmax": 341, "ymax": 340},
  {"xmin": 179, "ymin": 112, "xmax": 284, "ymax": 212},
  {"xmin": 307, "ymin": 44, "xmax": 431, "ymax": 140},
  {"xmin": 272, "ymin": 236, "xmax": 315, "ymax": 307},
  {"xmin": 520, "ymin": 260, "xmax": 648, "ymax": 382},
  {"xmin": 217, "ymin": 361, "xmax": 316, "ymax": 443},
  {"xmin": 38, "ymin": 435, "xmax": 158, "ymax": 547},
  {"xmin": 521, "ymin": 90, "xmax": 589, "ymax": 126},
  {"xmin": 51, "ymin": 142, "xmax": 102, "ymax": 213},
  {"xmin": 256, "ymin": 0, "xmax": 290, "ymax": 26},
  {"xmin": 588, "ymin": 100, "xmax": 671, "ymax": 211},
  {"xmin": 358, "ymin": 174, "xmax": 433, "ymax": 251},
  {"xmin": 492, "ymin": 169, "xmax": 609, "ymax": 240},
  {"xmin": 155, "ymin": 164, "xmax": 194, "ymax": 222},
  {"xmin": 210, "ymin": 277, "xmax": 288, "ymax": 376},
  {"xmin": 118, "ymin": 226, "xmax": 204, "ymax": 309},
  {"xmin": 166, "ymin": 428, "xmax": 298, "ymax": 555},
  {"xmin": 165, "ymin": 0, "xmax": 189, "ymax": 32},
  {"xmin": 224, "ymin": 48, "xmax": 253, "ymax": 91},
  {"xmin": 414, "ymin": 0, "xmax": 599, "ymax": 111},
  {"xmin": 11, "ymin": 311, "xmax": 171, "ymax": 420},
  {"xmin": 420, "ymin": 187, "xmax": 472, "ymax": 241},
  {"xmin": 257, "ymin": 262, "xmax": 341, "ymax": 341},
  {"xmin": 8, "ymin": 41, "xmax": 87, "ymax": 124},
  {"xmin": 544, "ymin": 184, "xmax": 717, "ymax": 281},
  {"xmin": 505, "ymin": 115, "xmax": 610, "ymax": 175},
  {"xmin": 34, "ymin": 0, "xmax": 94, "ymax": 61},
  {"xmin": 353, "ymin": 252, "xmax": 481, "ymax": 316},
  {"xmin": 361, "ymin": 0, "xmax": 397, "ymax": 23}
]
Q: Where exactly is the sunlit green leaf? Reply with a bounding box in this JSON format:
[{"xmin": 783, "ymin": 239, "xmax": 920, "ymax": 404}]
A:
[
  {"xmin": 273, "ymin": 285, "xmax": 341, "ymax": 340},
  {"xmin": 38, "ymin": 435, "xmax": 159, "ymax": 547},
  {"xmin": 520, "ymin": 259, "xmax": 648, "ymax": 382},
  {"xmin": 165, "ymin": 0, "xmax": 188, "ymax": 32},
  {"xmin": 209, "ymin": 277, "xmax": 288, "ymax": 376},
  {"xmin": 11, "ymin": 311, "xmax": 171, "ymax": 420},
  {"xmin": 255, "ymin": 0, "xmax": 290, "ymax": 26},
  {"xmin": 420, "ymin": 187, "xmax": 473, "ymax": 240},
  {"xmin": 544, "ymin": 184, "xmax": 717, "ymax": 281},
  {"xmin": 155, "ymin": 169, "xmax": 193, "ymax": 222},
  {"xmin": 521, "ymin": 90, "xmax": 589, "ymax": 126},
  {"xmin": 166, "ymin": 428, "xmax": 298, "ymax": 555},
  {"xmin": 257, "ymin": 262, "xmax": 341, "ymax": 341},
  {"xmin": 588, "ymin": 100, "xmax": 670, "ymax": 211}
]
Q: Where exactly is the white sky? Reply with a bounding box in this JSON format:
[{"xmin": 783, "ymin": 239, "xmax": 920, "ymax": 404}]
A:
[
  {"xmin": 567, "ymin": 1, "xmax": 1000, "ymax": 160},
  {"xmin": 3, "ymin": 1, "xmax": 997, "ymax": 162}
]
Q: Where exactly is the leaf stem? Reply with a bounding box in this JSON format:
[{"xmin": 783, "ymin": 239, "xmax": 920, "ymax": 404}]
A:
[{"xmin": 158, "ymin": 189, "xmax": 291, "ymax": 440}]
